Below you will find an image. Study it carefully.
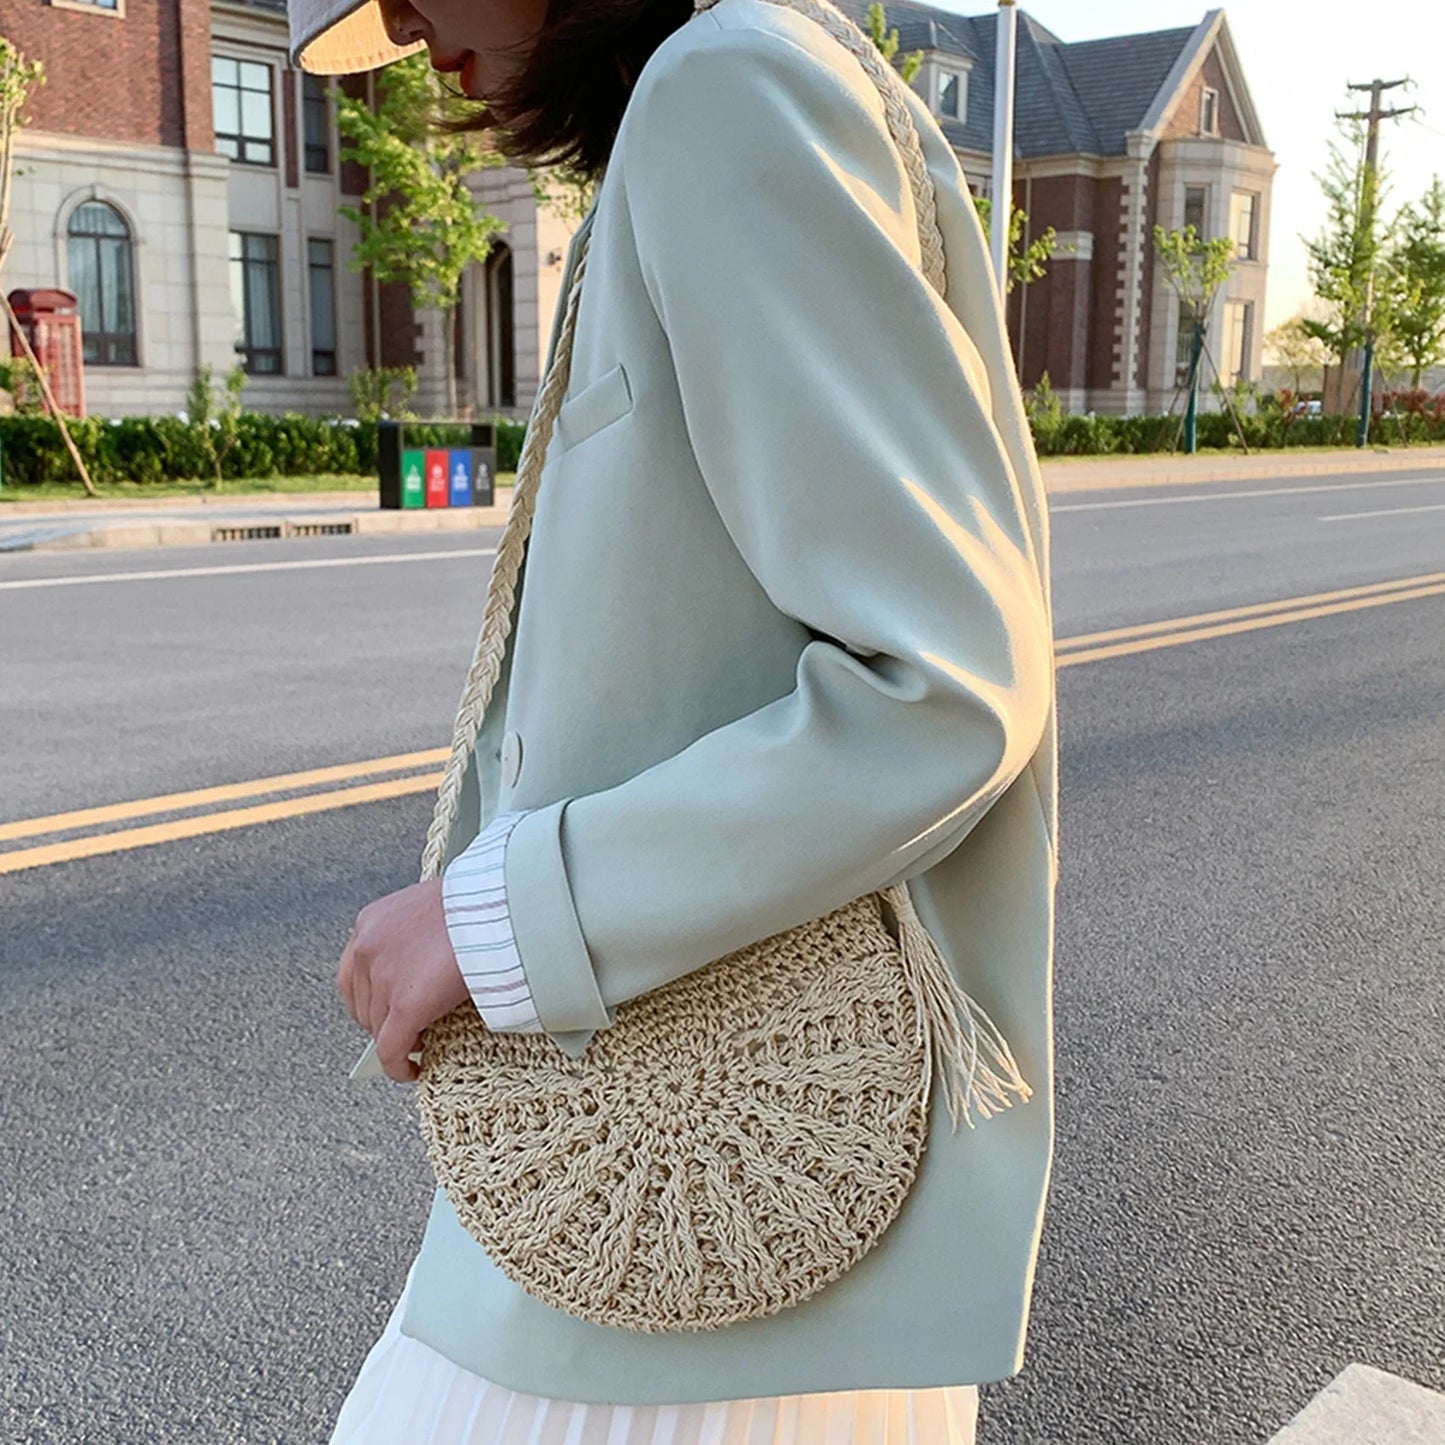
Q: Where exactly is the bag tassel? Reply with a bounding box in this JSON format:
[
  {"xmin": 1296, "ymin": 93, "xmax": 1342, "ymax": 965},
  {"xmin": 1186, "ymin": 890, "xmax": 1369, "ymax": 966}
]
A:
[{"xmin": 882, "ymin": 881, "xmax": 1033, "ymax": 1131}]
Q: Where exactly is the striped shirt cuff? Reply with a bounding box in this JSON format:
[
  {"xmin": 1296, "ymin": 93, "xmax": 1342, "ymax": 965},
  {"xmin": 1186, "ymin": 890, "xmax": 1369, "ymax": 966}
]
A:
[{"xmin": 440, "ymin": 809, "xmax": 543, "ymax": 1034}]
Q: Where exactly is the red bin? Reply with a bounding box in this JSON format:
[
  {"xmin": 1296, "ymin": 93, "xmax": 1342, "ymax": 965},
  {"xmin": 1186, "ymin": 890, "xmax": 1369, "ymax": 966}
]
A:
[
  {"xmin": 425, "ymin": 449, "xmax": 450, "ymax": 507},
  {"xmin": 7, "ymin": 288, "xmax": 86, "ymax": 418}
]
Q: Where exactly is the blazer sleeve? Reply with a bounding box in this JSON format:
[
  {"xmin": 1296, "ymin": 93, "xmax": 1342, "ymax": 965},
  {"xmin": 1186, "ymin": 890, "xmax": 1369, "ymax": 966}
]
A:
[{"xmin": 500, "ymin": 21, "xmax": 1054, "ymax": 1045}]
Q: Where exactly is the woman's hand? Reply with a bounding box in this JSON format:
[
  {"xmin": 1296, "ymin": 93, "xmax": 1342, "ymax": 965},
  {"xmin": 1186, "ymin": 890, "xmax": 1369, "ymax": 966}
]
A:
[{"xmin": 337, "ymin": 879, "xmax": 470, "ymax": 1083}]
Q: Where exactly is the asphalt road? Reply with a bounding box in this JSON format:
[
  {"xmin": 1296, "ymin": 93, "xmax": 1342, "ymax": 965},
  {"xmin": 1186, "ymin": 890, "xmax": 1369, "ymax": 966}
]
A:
[{"xmin": 1, "ymin": 465, "xmax": 1443, "ymax": 1443}]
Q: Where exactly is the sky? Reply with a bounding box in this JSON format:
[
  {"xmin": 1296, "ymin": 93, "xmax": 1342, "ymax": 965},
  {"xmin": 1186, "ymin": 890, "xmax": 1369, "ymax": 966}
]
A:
[{"xmin": 932, "ymin": 0, "xmax": 1445, "ymax": 334}]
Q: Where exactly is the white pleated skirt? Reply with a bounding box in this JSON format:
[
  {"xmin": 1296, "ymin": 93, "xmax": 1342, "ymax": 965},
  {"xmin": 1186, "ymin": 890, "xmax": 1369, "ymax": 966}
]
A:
[{"xmin": 330, "ymin": 1262, "xmax": 979, "ymax": 1445}]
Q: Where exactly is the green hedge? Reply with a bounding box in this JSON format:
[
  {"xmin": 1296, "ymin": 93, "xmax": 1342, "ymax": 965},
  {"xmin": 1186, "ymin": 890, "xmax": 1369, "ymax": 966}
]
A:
[
  {"xmin": 1027, "ymin": 408, "xmax": 1445, "ymax": 456},
  {"xmin": 0, "ymin": 412, "xmax": 528, "ymax": 488},
  {"xmin": 0, "ymin": 403, "xmax": 1441, "ymax": 488}
]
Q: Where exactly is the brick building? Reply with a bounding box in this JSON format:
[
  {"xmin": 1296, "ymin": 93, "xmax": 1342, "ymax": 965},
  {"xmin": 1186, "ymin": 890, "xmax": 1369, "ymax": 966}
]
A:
[
  {"xmin": 833, "ymin": 1, "xmax": 1276, "ymax": 414},
  {"xmin": 3, "ymin": 0, "xmax": 574, "ymax": 419},
  {"xmin": 3, "ymin": 0, "xmax": 1272, "ymax": 420}
]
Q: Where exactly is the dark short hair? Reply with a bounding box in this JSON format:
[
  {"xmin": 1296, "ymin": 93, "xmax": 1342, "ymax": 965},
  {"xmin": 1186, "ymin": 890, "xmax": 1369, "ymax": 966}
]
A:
[{"xmin": 448, "ymin": 0, "xmax": 697, "ymax": 182}]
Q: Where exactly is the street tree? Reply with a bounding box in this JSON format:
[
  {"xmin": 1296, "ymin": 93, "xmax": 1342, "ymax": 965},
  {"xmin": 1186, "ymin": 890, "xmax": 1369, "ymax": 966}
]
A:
[
  {"xmin": 336, "ymin": 57, "xmax": 507, "ymax": 418},
  {"xmin": 0, "ymin": 36, "xmax": 44, "ymax": 274},
  {"xmin": 865, "ymin": 2, "xmax": 924, "ymax": 85},
  {"xmin": 1264, "ymin": 315, "xmax": 1329, "ymax": 393},
  {"xmin": 1381, "ymin": 176, "xmax": 1445, "ymax": 388},
  {"xmin": 0, "ymin": 37, "xmax": 95, "ymax": 493},
  {"xmin": 529, "ymin": 164, "xmax": 595, "ymax": 225},
  {"xmin": 1153, "ymin": 223, "xmax": 1236, "ymax": 450},
  {"xmin": 186, "ymin": 363, "xmax": 248, "ymax": 491},
  {"xmin": 1154, "ymin": 225, "xmax": 1236, "ymax": 346},
  {"xmin": 973, "ymin": 196, "xmax": 1058, "ymax": 294},
  {"xmin": 1301, "ymin": 116, "xmax": 1382, "ymax": 379}
]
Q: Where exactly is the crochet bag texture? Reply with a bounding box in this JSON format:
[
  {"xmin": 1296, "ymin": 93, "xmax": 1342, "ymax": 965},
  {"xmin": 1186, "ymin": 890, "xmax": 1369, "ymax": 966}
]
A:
[{"xmin": 412, "ymin": 0, "xmax": 1030, "ymax": 1334}]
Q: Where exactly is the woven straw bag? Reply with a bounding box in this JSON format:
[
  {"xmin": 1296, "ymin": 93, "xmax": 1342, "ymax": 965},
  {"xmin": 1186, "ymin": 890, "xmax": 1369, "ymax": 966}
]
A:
[{"xmin": 411, "ymin": 0, "xmax": 1031, "ymax": 1334}]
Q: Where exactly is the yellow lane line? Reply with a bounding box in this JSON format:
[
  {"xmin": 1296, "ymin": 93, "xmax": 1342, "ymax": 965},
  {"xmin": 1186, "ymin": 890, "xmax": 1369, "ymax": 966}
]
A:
[
  {"xmin": 5, "ymin": 572, "xmax": 1445, "ymax": 875},
  {"xmin": 1055, "ymin": 569, "xmax": 1445, "ymax": 652},
  {"xmin": 0, "ymin": 748, "xmax": 450, "ymax": 843},
  {"xmin": 0, "ymin": 772, "xmax": 443, "ymax": 875},
  {"xmin": 1058, "ymin": 578, "xmax": 1445, "ymax": 667}
]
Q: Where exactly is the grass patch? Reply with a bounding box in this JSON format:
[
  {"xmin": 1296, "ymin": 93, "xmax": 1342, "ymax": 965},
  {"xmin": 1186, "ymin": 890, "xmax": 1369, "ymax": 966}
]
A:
[{"xmin": 1038, "ymin": 441, "xmax": 1445, "ymax": 464}]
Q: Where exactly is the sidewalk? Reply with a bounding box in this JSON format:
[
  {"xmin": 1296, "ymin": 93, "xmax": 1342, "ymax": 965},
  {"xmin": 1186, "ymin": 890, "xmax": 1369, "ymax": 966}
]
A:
[
  {"xmin": 0, "ymin": 489, "xmax": 383, "ymax": 516},
  {"xmin": 1042, "ymin": 444, "xmax": 1445, "ymax": 493},
  {"xmin": 0, "ymin": 488, "xmax": 515, "ymax": 552},
  {"xmin": 1, "ymin": 445, "xmax": 1442, "ymax": 552}
]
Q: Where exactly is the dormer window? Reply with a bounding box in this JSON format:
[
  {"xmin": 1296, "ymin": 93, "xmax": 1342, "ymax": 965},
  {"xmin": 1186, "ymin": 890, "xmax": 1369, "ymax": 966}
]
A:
[
  {"xmin": 1199, "ymin": 86, "xmax": 1219, "ymax": 136},
  {"xmin": 932, "ymin": 61, "xmax": 970, "ymax": 122}
]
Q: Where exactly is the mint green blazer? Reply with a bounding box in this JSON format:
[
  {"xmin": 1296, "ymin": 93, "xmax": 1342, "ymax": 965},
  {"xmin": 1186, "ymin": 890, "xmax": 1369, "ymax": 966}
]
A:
[{"xmin": 398, "ymin": 0, "xmax": 1059, "ymax": 1403}]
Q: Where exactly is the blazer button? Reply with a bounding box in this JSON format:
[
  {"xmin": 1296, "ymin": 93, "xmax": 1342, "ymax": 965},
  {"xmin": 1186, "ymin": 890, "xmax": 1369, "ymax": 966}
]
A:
[{"xmin": 500, "ymin": 730, "xmax": 523, "ymax": 788}]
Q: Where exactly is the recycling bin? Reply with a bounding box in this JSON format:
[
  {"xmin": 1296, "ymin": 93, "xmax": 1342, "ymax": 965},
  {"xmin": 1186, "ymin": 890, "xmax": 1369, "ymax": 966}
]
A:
[
  {"xmin": 7, "ymin": 288, "xmax": 86, "ymax": 418},
  {"xmin": 378, "ymin": 421, "xmax": 496, "ymax": 510}
]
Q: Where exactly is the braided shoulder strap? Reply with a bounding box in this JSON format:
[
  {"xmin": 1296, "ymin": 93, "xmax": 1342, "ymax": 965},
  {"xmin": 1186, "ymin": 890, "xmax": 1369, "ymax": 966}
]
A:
[
  {"xmin": 419, "ymin": 0, "xmax": 1028, "ymax": 1128},
  {"xmin": 421, "ymin": 0, "xmax": 944, "ymax": 884}
]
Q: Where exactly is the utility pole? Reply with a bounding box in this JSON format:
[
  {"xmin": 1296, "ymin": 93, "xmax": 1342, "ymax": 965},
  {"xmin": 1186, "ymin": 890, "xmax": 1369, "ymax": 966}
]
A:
[
  {"xmin": 1337, "ymin": 78, "xmax": 1416, "ymax": 446},
  {"xmin": 989, "ymin": 0, "xmax": 1017, "ymax": 301}
]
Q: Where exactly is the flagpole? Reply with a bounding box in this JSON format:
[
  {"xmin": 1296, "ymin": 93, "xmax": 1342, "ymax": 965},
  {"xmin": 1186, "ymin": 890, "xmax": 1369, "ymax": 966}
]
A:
[{"xmin": 989, "ymin": 0, "xmax": 1017, "ymax": 298}]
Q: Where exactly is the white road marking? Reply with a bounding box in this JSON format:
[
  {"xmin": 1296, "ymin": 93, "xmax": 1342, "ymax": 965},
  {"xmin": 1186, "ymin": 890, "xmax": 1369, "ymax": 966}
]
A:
[
  {"xmin": 1319, "ymin": 501, "xmax": 1445, "ymax": 521},
  {"xmin": 0, "ymin": 547, "xmax": 497, "ymax": 591},
  {"xmin": 1267, "ymin": 1363, "xmax": 1445, "ymax": 1443},
  {"xmin": 1053, "ymin": 474, "xmax": 1445, "ymax": 512}
]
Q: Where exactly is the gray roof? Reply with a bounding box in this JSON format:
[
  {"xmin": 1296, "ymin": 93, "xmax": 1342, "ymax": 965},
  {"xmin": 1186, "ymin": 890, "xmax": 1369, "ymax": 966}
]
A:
[
  {"xmin": 246, "ymin": 0, "xmax": 1200, "ymax": 158},
  {"xmin": 1055, "ymin": 27, "xmax": 1199, "ymax": 153},
  {"xmin": 831, "ymin": 0, "xmax": 1200, "ymax": 157}
]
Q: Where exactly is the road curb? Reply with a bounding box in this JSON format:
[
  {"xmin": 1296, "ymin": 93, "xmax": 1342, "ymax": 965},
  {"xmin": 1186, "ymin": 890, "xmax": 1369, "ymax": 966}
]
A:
[
  {"xmin": 0, "ymin": 489, "xmax": 385, "ymax": 516},
  {"xmin": 1042, "ymin": 446, "xmax": 1445, "ymax": 493},
  {"xmin": 3, "ymin": 495, "xmax": 515, "ymax": 552},
  {"xmin": 5, "ymin": 445, "xmax": 1444, "ymax": 551}
]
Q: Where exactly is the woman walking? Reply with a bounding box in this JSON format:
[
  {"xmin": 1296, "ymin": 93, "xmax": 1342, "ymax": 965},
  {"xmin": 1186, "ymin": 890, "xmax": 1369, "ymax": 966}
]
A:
[{"xmin": 293, "ymin": 0, "xmax": 1059, "ymax": 1437}]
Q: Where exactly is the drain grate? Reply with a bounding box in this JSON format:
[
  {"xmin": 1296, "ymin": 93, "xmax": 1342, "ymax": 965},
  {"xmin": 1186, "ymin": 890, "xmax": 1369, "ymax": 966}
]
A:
[
  {"xmin": 213, "ymin": 524, "xmax": 284, "ymax": 541},
  {"xmin": 288, "ymin": 521, "xmax": 356, "ymax": 537}
]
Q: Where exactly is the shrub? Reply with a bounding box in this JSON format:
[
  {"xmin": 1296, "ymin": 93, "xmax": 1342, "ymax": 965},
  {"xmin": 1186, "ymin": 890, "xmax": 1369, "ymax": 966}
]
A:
[
  {"xmin": 3, "ymin": 393, "xmax": 1440, "ymax": 490},
  {"xmin": 0, "ymin": 408, "xmax": 529, "ymax": 487},
  {"xmin": 349, "ymin": 365, "xmax": 418, "ymax": 422}
]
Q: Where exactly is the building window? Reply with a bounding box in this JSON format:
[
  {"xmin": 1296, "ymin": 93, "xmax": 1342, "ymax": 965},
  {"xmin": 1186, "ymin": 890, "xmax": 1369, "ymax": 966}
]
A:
[
  {"xmin": 934, "ymin": 64, "xmax": 968, "ymax": 122},
  {"xmin": 66, "ymin": 201, "xmax": 137, "ymax": 367},
  {"xmin": 308, "ymin": 238, "xmax": 337, "ymax": 376},
  {"xmin": 230, "ymin": 231, "xmax": 282, "ymax": 374},
  {"xmin": 1230, "ymin": 191, "xmax": 1259, "ymax": 261},
  {"xmin": 51, "ymin": 0, "xmax": 122, "ymax": 10},
  {"xmin": 485, "ymin": 243, "xmax": 516, "ymax": 410},
  {"xmin": 1183, "ymin": 185, "xmax": 1208, "ymax": 238},
  {"xmin": 303, "ymin": 74, "xmax": 331, "ymax": 174},
  {"xmin": 1199, "ymin": 86, "xmax": 1220, "ymax": 136},
  {"xmin": 1222, "ymin": 299, "xmax": 1252, "ymax": 384},
  {"xmin": 213, "ymin": 57, "xmax": 275, "ymax": 167}
]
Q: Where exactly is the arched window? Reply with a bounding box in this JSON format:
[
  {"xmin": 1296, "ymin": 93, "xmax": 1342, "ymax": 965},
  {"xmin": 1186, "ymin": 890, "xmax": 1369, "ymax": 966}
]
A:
[{"xmin": 67, "ymin": 201, "xmax": 137, "ymax": 367}]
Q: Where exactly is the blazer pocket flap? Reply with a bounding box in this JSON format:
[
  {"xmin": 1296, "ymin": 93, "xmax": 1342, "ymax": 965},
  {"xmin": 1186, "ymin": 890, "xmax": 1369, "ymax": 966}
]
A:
[{"xmin": 556, "ymin": 362, "xmax": 633, "ymax": 449}]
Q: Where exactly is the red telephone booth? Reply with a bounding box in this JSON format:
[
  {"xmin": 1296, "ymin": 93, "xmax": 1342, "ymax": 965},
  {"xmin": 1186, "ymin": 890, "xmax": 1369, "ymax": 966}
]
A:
[{"xmin": 7, "ymin": 288, "xmax": 87, "ymax": 418}]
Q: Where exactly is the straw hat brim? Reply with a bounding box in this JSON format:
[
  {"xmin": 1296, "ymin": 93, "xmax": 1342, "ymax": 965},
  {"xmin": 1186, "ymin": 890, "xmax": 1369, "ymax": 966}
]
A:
[{"xmin": 290, "ymin": 0, "xmax": 427, "ymax": 74}]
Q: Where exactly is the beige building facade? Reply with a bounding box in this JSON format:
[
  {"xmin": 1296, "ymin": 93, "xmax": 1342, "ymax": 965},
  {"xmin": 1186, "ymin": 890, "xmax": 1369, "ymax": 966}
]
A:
[{"xmin": 4, "ymin": 0, "xmax": 568, "ymax": 423}]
